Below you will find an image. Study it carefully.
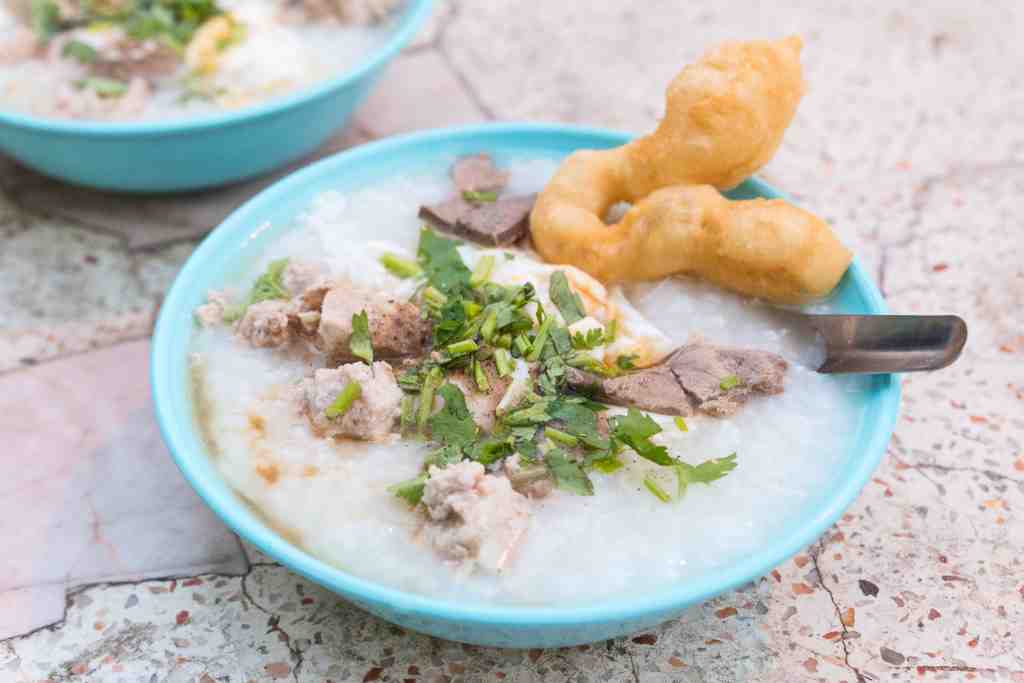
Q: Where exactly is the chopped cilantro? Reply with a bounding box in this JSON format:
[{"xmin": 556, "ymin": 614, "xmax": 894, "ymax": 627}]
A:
[
  {"xmin": 325, "ymin": 381, "xmax": 361, "ymax": 420},
  {"xmin": 674, "ymin": 453, "xmax": 738, "ymax": 494},
  {"xmin": 30, "ymin": 0, "xmax": 61, "ymax": 40},
  {"xmin": 349, "ymin": 310, "xmax": 373, "ymax": 364},
  {"xmin": 76, "ymin": 77, "xmax": 129, "ymax": 98},
  {"xmin": 611, "ymin": 408, "xmax": 673, "ymax": 466},
  {"xmin": 674, "ymin": 416, "xmax": 689, "ymax": 432},
  {"xmin": 387, "ymin": 473, "xmax": 427, "ymax": 506},
  {"xmin": 428, "ymin": 383, "xmax": 478, "ymax": 449},
  {"xmin": 62, "ymin": 40, "xmax": 98, "ymax": 64},
  {"xmin": 399, "ymin": 395, "xmax": 416, "ymax": 435},
  {"xmin": 588, "ymin": 454, "xmax": 624, "ymax": 474},
  {"xmin": 222, "ymin": 257, "xmax": 290, "ymax": 322},
  {"xmin": 432, "ymin": 298, "xmax": 467, "ymax": 347},
  {"xmin": 470, "ymin": 438, "xmax": 512, "ymax": 465},
  {"xmin": 494, "ymin": 347, "xmax": 514, "ymax": 377},
  {"xmin": 571, "ymin": 327, "xmax": 606, "ymax": 350},
  {"xmin": 462, "ymin": 190, "xmax": 498, "ymax": 203},
  {"xmin": 549, "ymin": 271, "xmax": 586, "ymax": 325},
  {"xmin": 543, "ymin": 426, "xmax": 579, "ymax": 448},
  {"xmin": 719, "ymin": 374, "xmax": 741, "ymax": 391},
  {"xmin": 445, "ymin": 339, "xmax": 478, "ymax": 357},
  {"xmin": 526, "ymin": 316, "xmax": 552, "ymax": 362},
  {"xmin": 616, "ymin": 354, "xmax": 638, "ymax": 371},
  {"xmin": 417, "ymin": 228, "xmax": 471, "ymax": 296},
  {"xmin": 545, "ymin": 449, "xmax": 594, "ymax": 496},
  {"xmin": 473, "ymin": 359, "xmax": 490, "ymax": 392}
]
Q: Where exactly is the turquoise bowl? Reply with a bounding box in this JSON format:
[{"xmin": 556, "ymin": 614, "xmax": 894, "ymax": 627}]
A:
[
  {"xmin": 152, "ymin": 123, "xmax": 901, "ymax": 648},
  {"xmin": 0, "ymin": 0, "xmax": 433, "ymax": 192}
]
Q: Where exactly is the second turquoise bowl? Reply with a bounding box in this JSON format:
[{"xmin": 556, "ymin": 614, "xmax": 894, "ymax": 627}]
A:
[
  {"xmin": 152, "ymin": 123, "xmax": 900, "ymax": 647},
  {"xmin": 0, "ymin": 0, "xmax": 432, "ymax": 192}
]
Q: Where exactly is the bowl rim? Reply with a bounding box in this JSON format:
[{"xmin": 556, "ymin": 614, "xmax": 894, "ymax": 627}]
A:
[
  {"xmin": 152, "ymin": 122, "xmax": 900, "ymax": 628},
  {"xmin": 0, "ymin": 0, "xmax": 434, "ymax": 137}
]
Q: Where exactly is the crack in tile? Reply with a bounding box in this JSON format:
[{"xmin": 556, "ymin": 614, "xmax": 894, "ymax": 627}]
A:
[
  {"xmin": 241, "ymin": 567, "xmax": 306, "ymax": 683},
  {"xmin": 810, "ymin": 540, "xmax": 874, "ymax": 682}
]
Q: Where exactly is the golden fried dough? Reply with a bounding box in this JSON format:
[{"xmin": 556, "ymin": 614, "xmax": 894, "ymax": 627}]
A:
[{"xmin": 530, "ymin": 36, "xmax": 852, "ymax": 303}]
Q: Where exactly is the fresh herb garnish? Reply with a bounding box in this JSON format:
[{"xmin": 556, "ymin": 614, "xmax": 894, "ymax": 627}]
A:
[
  {"xmin": 380, "ymin": 253, "xmax": 422, "ymax": 279},
  {"xmin": 643, "ymin": 474, "xmax": 673, "ymax": 503},
  {"xmin": 616, "ymin": 354, "xmax": 638, "ymax": 371},
  {"xmin": 545, "ymin": 449, "xmax": 594, "ymax": 496},
  {"xmin": 428, "ymin": 383, "xmax": 478, "ymax": 448},
  {"xmin": 570, "ymin": 327, "xmax": 606, "ymax": 350},
  {"xmin": 549, "ymin": 271, "xmax": 586, "ymax": 325},
  {"xmin": 462, "ymin": 190, "xmax": 498, "ymax": 203},
  {"xmin": 674, "ymin": 416, "xmax": 689, "ymax": 432},
  {"xmin": 719, "ymin": 374, "xmax": 741, "ymax": 391},
  {"xmin": 674, "ymin": 454, "xmax": 738, "ymax": 493},
  {"xmin": 349, "ymin": 311, "xmax": 373, "ymax": 364},
  {"xmin": 221, "ymin": 257, "xmax": 290, "ymax": 323},
  {"xmin": 388, "ymin": 473, "xmax": 428, "ymax": 506},
  {"xmin": 62, "ymin": 40, "xmax": 98, "ymax": 64},
  {"xmin": 325, "ymin": 381, "xmax": 361, "ymax": 420},
  {"xmin": 469, "ymin": 254, "xmax": 496, "ymax": 287},
  {"xmin": 611, "ymin": 408, "xmax": 673, "ymax": 466},
  {"xmin": 76, "ymin": 77, "xmax": 129, "ymax": 98},
  {"xmin": 30, "ymin": 0, "xmax": 61, "ymax": 40},
  {"xmin": 417, "ymin": 228, "xmax": 471, "ymax": 296}
]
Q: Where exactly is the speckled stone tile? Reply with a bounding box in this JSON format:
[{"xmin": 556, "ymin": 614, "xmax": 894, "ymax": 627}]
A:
[{"xmin": 2, "ymin": 0, "xmax": 1023, "ymax": 680}]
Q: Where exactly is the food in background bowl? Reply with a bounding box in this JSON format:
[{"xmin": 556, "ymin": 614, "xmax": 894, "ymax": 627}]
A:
[{"xmin": 0, "ymin": 0, "xmax": 401, "ymax": 120}]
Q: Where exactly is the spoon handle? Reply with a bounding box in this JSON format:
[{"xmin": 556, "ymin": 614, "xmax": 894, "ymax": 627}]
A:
[{"xmin": 806, "ymin": 314, "xmax": 967, "ymax": 374}]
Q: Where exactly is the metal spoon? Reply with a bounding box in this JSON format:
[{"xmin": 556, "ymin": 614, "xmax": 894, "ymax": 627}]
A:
[{"xmin": 791, "ymin": 314, "xmax": 968, "ymax": 374}]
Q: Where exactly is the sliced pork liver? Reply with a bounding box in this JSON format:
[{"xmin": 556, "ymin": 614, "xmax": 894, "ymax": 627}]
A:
[
  {"xmin": 567, "ymin": 341, "xmax": 788, "ymax": 417},
  {"xmin": 418, "ymin": 194, "xmax": 535, "ymax": 247},
  {"xmin": 317, "ymin": 286, "xmax": 431, "ymax": 362}
]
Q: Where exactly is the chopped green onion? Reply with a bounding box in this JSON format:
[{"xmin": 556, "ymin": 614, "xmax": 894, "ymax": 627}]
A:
[
  {"xmin": 616, "ymin": 354, "xmax": 638, "ymax": 371},
  {"xmin": 388, "ymin": 473, "xmax": 428, "ymax": 506},
  {"xmin": 494, "ymin": 347, "xmax": 514, "ymax": 377},
  {"xmin": 514, "ymin": 334, "xmax": 532, "ymax": 356},
  {"xmin": 470, "ymin": 255, "xmax": 496, "ymax": 287},
  {"xmin": 544, "ymin": 426, "xmax": 579, "ymax": 448},
  {"xmin": 423, "ymin": 286, "xmax": 447, "ymax": 310},
  {"xmin": 643, "ymin": 474, "xmax": 673, "ymax": 503},
  {"xmin": 604, "ymin": 319, "xmax": 618, "ymax": 343},
  {"xmin": 719, "ymin": 375, "xmax": 741, "ymax": 391},
  {"xmin": 674, "ymin": 416, "xmax": 689, "ymax": 432},
  {"xmin": 325, "ymin": 381, "xmax": 361, "ymax": 420},
  {"xmin": 462, "ymin": 301, "xmax": 482, "ymax": 318},
  {"xmin": 462, "ymin": 190, "xmax": 498, "ymax": 203},
  {"xmin": 62, "ymin": 40, "xmax": 98, "ymax": 64},
  {"xmin": 399, "ymin": 395, "xmax": 416, "ymax": 435},
  {"xmin": 417, "ymin": 367, "xmax": 443, "ymax": 433},
  {"xmin": 473, "ymin": 359, "xmax": 490, "ymax": 392},
  {"xmin": 526, "ymin": 317, "xmax": 552, "ymax": 362},
  {"xmin": 446, "ymin": 339, "xmax": 479, "ymax": 357},
  {"xmin": 480, "ymin": 308, "xmax": 498, "ymax": 342},
  {"xmin": 379, "ymin": 253, "xmax": 422, "ymax": 279},
  {"xmin": 495, "ymin": 333, "xmax": 513, "ymax": 349}
]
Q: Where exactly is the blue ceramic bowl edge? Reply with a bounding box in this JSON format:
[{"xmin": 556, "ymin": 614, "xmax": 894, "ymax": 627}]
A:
[{"xmin": 151, "ymin": 122, "xmax": 901, "ymax": 646}]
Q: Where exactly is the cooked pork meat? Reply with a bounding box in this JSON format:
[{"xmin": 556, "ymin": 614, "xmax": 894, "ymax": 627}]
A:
[
  {"xmin": 567, "ymin": 341, "xmax": 788, "ymax": 417},
  {"xmin": 419, "ymin": 194, "xmax": 535, "ymax": 247},
  {"xmin": 445, "ymin": 362, "xmax": 510, "ymax": 431},
  {"xmin": 282, "ymin": 260, "xmax": 329, "ymax": 298},
  {"xmin": 236, "ymin": 300, "xmax": 296, "ymax": 348},
  {"xmin": 89, "ymin": 40, "xmax": 179, "ymax": 81},
  {"xmin": 301, "ymin": 362, "xmax": 403, "ymax": 440},
  {"xmin": 281, "ymin": 0, "xmax": 399, "ymax": 24},
  {"xmin": 419, "ymin": 461, "xmax": 531, "ymax": 571},
  {"xmin": 317, "ymin": 286, "xmax": 431, "ymax": 361},
  {"xmin": 194, "ymin": 290, "xmax": 230, "ymax": 327},
  {"xmin": 503, "ymin": 454, "xmax": 553, "ymax": 499},
  {"xmin": 451, "ymin": 153, "xmax": 509, "ymax": 194}
]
